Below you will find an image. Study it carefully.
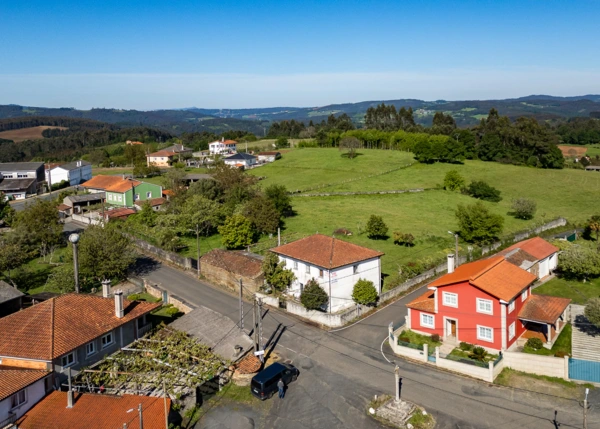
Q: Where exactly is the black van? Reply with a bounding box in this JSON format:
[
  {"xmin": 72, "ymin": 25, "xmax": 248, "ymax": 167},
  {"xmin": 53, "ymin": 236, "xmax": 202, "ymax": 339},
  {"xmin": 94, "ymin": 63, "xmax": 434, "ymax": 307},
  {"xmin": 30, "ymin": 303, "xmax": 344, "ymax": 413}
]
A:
[{"xmin": 250, "ymin": 362, "xmax": 299, "ymax": 400}]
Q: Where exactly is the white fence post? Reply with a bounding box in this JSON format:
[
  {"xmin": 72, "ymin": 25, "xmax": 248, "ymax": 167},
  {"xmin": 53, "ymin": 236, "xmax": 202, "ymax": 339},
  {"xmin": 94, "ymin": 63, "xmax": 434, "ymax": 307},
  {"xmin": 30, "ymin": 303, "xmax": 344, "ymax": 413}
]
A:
[
  {"xmin": 488, "ymin": 361, "xmax": 494, "ymax": 383},
  {"xmin": 564, "ymin": 355, "xmax": 570, "ymax": 380},
  {"xmin": 423, "ymin": 344, "xmax": 428, "ymax": 363}
]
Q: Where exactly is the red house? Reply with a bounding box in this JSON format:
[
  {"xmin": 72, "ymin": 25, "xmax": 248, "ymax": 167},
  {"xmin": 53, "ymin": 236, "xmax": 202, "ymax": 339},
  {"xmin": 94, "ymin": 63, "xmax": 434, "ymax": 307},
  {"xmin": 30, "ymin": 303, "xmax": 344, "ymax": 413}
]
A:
[{"xmin": 406, "ymin": 251, "xmax": 570, "ymax": 352}]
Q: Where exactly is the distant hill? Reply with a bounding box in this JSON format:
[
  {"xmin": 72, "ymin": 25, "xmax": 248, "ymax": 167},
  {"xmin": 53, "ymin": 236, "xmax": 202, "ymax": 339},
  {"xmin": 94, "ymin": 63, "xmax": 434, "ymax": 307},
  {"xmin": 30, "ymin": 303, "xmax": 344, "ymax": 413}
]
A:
[
  {"xmin": 186, "ymin": 94, "xmax": 600, "ymax": 127},
  {"xmin": 0, "ymin": 105, "xmax": 266, "ymax": 136}
]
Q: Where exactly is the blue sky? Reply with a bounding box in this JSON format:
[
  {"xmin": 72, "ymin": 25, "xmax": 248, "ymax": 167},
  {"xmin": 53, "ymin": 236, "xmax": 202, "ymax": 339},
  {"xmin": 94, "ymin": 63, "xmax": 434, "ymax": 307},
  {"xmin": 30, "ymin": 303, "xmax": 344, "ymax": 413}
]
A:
[{"xmin": 2, "ymin": 0, "xmax": 600, "ymax": 109}]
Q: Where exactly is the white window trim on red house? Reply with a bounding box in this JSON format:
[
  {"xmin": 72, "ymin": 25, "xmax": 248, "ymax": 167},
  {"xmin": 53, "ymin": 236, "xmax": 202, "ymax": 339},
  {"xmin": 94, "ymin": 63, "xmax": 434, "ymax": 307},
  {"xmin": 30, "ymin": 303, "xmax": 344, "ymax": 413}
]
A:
[
  {"xmin": 508, "ymin": 300, "xmax": 515, "ymax": 313},
  {"xmin": 421, "ymin": 313, "xmax": 434, "ymax": 328},
  {"xmin": 477, "ymin": 325, "xmax": 494, "ymax": 342},
  {"xmin": 508, "ymin": 322, "xmax": 516, "ymax": 340},
  {"xmin": 521, "ymin": 289, "xmax": 528, "ymax": 302},
  {"xmin": 442, "ymin": 292, "xmax": 458, "ymax": 308},
  {"xmin": 476, "ymin": 298, "xmax": 493, "ymax": 315}
]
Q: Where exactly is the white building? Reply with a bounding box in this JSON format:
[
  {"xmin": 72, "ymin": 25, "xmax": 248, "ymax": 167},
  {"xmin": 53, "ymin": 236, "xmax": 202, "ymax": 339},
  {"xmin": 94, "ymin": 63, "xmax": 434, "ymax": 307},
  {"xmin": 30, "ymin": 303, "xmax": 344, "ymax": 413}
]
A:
[
  {"xmin": 271, "ymin": 234, "xmax": 384, "ymax": 312},
  {"xmin": 498, "ymin": 237, "xmax": 559, "ymax": 279},
  {"xmin": 209, "ymin": 138, "xmax": 238, "ymax": 155},
  {"xmin": 0, "ymin": 368, "xmax": 52, "ymax": 425},
  {"xmin": 223, "ymin": 152, "xmax": 257, "ymax": 168},
  {"xmin": 45, "ymin": 160, "xmax": 92, "ymax": 187},
  {"xmin": 257, "ymin": 151, "xmax": 281, "ymax": 163}
]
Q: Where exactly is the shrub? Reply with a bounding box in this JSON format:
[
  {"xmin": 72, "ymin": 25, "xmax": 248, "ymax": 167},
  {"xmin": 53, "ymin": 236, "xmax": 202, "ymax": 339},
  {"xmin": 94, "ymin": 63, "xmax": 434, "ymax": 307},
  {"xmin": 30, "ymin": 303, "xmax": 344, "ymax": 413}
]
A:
[
  {"xmin": 511, "ymin": 198, "xmax": 537, "ymax": 220},
  {"xmin": 465, "ymin": 180, "xmax": 502, "ymax": 202},
  {"xmin": 127, "ymin": 294, "xmax": 140, "ymax": 301},
  {"xmin": 459, "ymin": 342, "xmax": 473, "ymax": 351},
  {"xmin": 297, "ymin": 140, "xmax": 318, "ymax": 148},
  {"xmin": 470, "ymin": 347, "xmax": 487, "ymax": 362},
  {"xmin": 393, "ymin": 231, "xmax": 415, "ymax": 247},
  {"xmin": 443, "ymin": 170, "xmax": 465, "ymax": 191},
  {"xmin": 275, "ymin": 137, "xmax": 290, "ymax": 149},
  {"xmin": 366, "ymin": 215, "xmax": 388, "ymax": 239},
  {"xmin": 398, "ymin": 336, "xmax": 411, "ymax": 343},
  {"xmin": 165, "ymin": 306, "xmax": 180, "ymax": 316},
  {"xmin": 525, "ymin": 338, "xmax": 544, "ymax": 350},
  {"xmin": 218, "ymin": 214, "xmax": 255, "ymax": 249},
  {"xmin": 431, "ymin": 333, "xmax": 440, "ymax": 343},
  {"xmin": 554, "ymin": 351, "xmax": 568, "ymax": 358},
  {"xmin": 351, "ymin": 279, "xmax": 378, "ymax": 306},
  {"xmin": 300, "ymin": 279, "xmax": 329, "ymax": 311},
  {"xmin": 585, "ymin": 297, "xmax": 600, "ymax": 328}
]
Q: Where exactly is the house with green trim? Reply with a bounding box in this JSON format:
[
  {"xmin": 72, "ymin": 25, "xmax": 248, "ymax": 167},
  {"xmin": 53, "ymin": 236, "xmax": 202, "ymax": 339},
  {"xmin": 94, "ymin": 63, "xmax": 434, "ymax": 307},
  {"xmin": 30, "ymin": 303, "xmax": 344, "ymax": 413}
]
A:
[{"xmin": 104, "ymin": 178, "xmax": 162, "ymax": 207}]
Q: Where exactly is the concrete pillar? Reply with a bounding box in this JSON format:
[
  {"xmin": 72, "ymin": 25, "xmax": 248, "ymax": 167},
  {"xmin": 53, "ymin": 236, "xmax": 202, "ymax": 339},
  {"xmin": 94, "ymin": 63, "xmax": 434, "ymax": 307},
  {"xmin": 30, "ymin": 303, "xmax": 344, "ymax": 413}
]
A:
[
  {"xmin": 547, "ymin": 323, "xmax": 552, "ymax": 345},
  {"xmin": 423, "ymin": 344, "xmax": 429, "ymax": 363},
  {"xmin": 435, "ymin": 346, "xmax": 440, "ymax": 365},
  {"xmin": 488, "ymin": 361, "xmax": 494, "ymax": 383},
  {"xmin": 564, "ymin": 355, "xmax": 570, "ymax": 380}
]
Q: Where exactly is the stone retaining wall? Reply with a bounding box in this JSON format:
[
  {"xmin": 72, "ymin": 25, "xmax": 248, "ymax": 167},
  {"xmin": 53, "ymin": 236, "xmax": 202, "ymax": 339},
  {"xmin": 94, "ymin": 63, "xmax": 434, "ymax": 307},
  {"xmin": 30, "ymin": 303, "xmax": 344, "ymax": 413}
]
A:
[{"xmin": 145, "ymin": 281, "xmax": 196, "ymax": 314}]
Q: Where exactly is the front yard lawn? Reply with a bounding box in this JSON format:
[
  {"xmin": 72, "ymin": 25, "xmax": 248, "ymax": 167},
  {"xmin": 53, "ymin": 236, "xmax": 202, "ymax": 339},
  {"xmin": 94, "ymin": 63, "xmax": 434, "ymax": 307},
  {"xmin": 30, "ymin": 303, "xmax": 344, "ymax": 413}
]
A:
[
  {"xmin": 495, "ymin": 368, "xmax": 593, "ymax": 400},
  {"xmin": 534, "ymin": 276, "xmax": 600, "ymax": 305},
  {"xmin": 398, "ymin": 329, "xmax": 442, "ymax": 350},
  {"xmin": 448, "ymin": 348, "xmax": 498, "ymax": 363},
  {"xmin": 523, "ymin": 323, "xmax": 572, "ymax": 356}
]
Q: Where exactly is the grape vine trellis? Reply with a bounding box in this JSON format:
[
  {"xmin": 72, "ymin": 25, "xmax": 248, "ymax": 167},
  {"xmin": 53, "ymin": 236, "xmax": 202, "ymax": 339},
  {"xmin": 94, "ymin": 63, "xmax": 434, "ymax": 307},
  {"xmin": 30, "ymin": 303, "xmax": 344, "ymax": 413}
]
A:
[{"xmin": 75, "ymin": 326, "xmax": 230, "ymax": 400}]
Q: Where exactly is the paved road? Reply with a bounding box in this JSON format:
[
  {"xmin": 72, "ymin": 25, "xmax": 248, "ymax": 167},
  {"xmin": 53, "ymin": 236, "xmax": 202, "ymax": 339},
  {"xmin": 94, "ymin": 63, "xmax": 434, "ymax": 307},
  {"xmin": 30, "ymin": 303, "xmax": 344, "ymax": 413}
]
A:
[{"xmin": 140, "ymin": 260, "xmax": 600, "ymax": 429}]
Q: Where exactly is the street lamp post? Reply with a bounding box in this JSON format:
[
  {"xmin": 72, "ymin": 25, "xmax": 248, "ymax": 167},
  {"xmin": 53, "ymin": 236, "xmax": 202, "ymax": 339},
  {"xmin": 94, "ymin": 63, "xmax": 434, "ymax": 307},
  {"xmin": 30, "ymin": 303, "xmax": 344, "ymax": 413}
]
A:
[
  {"xmin": 69, "ymin": 233, "xmax": 80, "ymax": 293},
  {"xmin": 448, "ymin": 231, "xmax": 459, "ymax": 267}
]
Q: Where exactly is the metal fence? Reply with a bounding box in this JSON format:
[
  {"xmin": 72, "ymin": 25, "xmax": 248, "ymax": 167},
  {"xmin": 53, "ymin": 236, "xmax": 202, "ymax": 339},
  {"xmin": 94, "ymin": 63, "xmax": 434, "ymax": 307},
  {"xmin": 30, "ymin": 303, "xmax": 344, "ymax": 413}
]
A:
[
  {"xmin": 397, "ymin": 340, "xmax": 423, "ymax": 351},
  {"xmin": 569, "ymin": 358, "xmax": 600, "ymax": 383},
  {"xmin": 444, "ymin": 354, "xmax": 489, "ymax": 368}
]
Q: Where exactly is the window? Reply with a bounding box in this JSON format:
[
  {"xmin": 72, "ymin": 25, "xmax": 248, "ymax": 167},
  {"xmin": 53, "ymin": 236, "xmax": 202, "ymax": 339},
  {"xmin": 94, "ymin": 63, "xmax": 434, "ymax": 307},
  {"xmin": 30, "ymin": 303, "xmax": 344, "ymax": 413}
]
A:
[
  {"xmin": 521, "ymin": 289, "xmax": 528, "ymax": 302},
  {"xmin": 117, "ymin": 195, "xmax": 122, "ymax": 202},
  {"xmin": 442, "ymin": 292, "xmax": 458, "ymax": 307},
  {"xmin": 17, "ymin": 173, "xmax": 27, "ymax": 178},
  {"xmin": 305, "ymin": 264, "xmax": 310, "ymax": 274},
  {"xmin": 61, "ymin": 352, "xmax": 76, "ymax": 368},
  {"xmin": 353, "ymin": 265, "xmax": 359, "ymax": 274},
  {"xmin": 135, "ymin": 194, "xmax": 140, "ymax": 201},
  {"xmin": 293, "ymin": 261, "xmax": 298, "ymax": 270},
  {"xmin": 319, "ymin": 269, "xmax": 324, "ymax": 278},
  {"xmin": 44, "ymin": 376, "xmax": 54, "ymax": 393},
  {"xmin": 508, "ymin": 300, "xmax": 515, "ymax": 313},
  {"xmin": 107, "ymin": 194, "xmax": 112, "ymax": 201},
  {"xmin": 477, "ymin": 326, "xmax": 493, "ymax": 342},
  {"xmin": 420, "ymin": 313, "xmax": 434, "ymax": 328},
  {"xmin": 10, "ymin": 390, "xmax": 26, "ymax": 409},
  {"xmin": 508, "ymin": 322, "xmax": 515, "ymax": 340},
  {"xmin": 146, "ymin": 191, "xmax": 152, "ymax": 198},
  {"xmin": 476, "ymin": 298, "xmax": 493, "ymax": 315},
  {"xmin": 86, "ymin": 341, "xmax": 96, "ymax": 356},
  {"xmin": 101, "ymin": 332, "xmax": 114, "ymax": 349}
]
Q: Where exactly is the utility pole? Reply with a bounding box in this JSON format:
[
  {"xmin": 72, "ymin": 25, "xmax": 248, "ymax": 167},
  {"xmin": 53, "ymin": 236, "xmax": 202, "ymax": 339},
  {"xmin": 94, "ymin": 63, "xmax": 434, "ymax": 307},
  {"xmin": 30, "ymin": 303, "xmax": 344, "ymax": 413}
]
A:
[
  {"xmin": 584, "ymin": 387, "xmax": 589, "ymax": 429},
  {"xmin": 138, "ymin": 403, "xmax": 144, "ymax": 429},
  {"xmin": 239, "ymin": 279, "xmax": 244, "ymax": 330},
  {"xmin": 252, "ymin": 297, "xmax": 258, "ymax": 352},
  {"xmin": 258, "ymin": 298, "xmax": 264, "ymax": 362},
  {"xmin": 162, "ymin": 379, "xmax": 168, "ymax": 429},
  {"xmin": 195, "ymin": 224, "xmax": 201, "ymax": 278},
  {"xmin": 69, "ymin": 233, "xmax": 80, "ymax": 293}
]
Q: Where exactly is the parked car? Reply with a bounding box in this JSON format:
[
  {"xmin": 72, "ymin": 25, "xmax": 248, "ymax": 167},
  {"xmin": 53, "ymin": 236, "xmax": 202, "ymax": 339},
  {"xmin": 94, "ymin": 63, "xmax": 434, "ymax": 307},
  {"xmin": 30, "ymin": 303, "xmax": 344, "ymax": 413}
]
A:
[{"xmin": 250, "ymin": 362, "xmax": 299, "ymax": 400}]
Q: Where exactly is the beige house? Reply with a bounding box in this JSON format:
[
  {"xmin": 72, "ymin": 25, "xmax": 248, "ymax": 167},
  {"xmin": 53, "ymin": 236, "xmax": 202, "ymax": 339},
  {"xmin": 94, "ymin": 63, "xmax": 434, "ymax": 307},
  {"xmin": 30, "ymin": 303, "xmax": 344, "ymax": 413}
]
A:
[{"xmin": 146, "ymin": 150, "xmax": 176, "ymax": 167}]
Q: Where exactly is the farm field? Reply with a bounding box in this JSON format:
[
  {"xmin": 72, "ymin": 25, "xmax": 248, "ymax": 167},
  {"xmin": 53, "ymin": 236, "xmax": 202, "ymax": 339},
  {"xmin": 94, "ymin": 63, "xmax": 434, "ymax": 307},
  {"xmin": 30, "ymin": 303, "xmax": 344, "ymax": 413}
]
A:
[{"xmin": 0, "ymin": 126, "xmax": 67, "ymax": 142}]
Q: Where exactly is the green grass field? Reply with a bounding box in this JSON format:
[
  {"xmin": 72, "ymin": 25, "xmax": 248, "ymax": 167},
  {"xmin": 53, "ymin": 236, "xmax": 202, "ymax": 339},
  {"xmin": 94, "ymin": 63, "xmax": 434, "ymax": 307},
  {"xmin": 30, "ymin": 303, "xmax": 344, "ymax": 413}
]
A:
[{"xmin": 534, "ymin": 277, "xmax": 600, "ymax": 305}]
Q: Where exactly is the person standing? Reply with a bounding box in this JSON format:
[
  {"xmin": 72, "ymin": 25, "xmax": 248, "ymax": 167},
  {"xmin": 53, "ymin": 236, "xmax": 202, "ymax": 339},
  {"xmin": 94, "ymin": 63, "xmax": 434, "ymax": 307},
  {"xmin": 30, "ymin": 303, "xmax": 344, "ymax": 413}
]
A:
[{"xmin": 277, "ymin": 378, "xmax": 285, "ymax": 399}]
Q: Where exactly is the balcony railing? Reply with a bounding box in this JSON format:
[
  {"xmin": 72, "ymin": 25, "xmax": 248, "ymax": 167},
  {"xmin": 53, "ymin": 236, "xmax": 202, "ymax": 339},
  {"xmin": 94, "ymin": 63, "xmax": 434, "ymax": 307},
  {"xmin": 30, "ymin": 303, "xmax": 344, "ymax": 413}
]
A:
[
  {"xmin": 0, "ymin": 412, "xmax": 17, "ymax": 428},
  {"xmin": 137, "ymin": 323, "xmax": 153, "ymax": 338}
]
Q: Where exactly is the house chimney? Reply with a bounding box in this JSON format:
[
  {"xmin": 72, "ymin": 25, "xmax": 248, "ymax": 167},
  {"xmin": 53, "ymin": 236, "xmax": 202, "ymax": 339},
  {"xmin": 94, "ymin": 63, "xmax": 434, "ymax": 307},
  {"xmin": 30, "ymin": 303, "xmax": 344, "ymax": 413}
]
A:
[
  {"xmin": 114, "ymin": 290, "xmax": 124, "ymax": 318},
  {"xmin": 102, "ymin": 279, "xmax": 111, "ymax": 298},
  {"xmin": 447, "ymin": 254, "xmax": 455, "ymax": 274},
  {"xmin": 77, "ymin": 160, "xmax": 81, "ymax": 167}
]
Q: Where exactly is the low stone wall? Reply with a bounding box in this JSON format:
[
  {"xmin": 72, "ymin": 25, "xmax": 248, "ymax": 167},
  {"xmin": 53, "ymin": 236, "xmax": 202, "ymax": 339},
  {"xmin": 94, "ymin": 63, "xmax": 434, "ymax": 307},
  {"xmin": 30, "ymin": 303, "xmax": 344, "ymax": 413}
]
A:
[
  {"xmin": 503, "ymin": 351, "xmax": 569, "ymax": 379},
  {"xmin": 482, "ymin": 217, "xmax": 567, "ymax": 255},
  {"xmin": 71, "ymin": 213, "xmax": 102, "ymax": 225},
  {"xmin": 388, "ymin": 328, "xmax": 428, "ymax": 363},
  {"xmin": 293, "ymin": 188, "xmax": 426, "ymax": 198},
  {"xmin": 436, "ymin": 354, "xmax": 493, "ymax": 382},
  {"xmin": 131, "ymin": 236, "xmax": 194, "ymax": 272},
  {"xmin": 201, "ymin": 263, "xmax": 263, "ymax": 295},
  {"xmin": 145, "ymin": 281, "xmax": 196, "ymax": 314},
  {"xmin": 283, "ymin": 300, "xmax": 367, "ymax": 328}
]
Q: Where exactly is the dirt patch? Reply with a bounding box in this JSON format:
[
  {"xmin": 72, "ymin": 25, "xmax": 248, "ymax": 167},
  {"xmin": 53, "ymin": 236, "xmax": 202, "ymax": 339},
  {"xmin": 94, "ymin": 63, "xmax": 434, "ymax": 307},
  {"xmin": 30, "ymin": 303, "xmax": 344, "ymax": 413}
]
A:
[
  {"xmin": 558, "ymin": 145, "xmax": 588, "ymax": 158},
  {"xmin": 0, "ymin": 126, "xmax": 68, "ymax": 142},
  {"xmin": 495, "ymin": 368, "xmax": 588, "ymax": 400}
]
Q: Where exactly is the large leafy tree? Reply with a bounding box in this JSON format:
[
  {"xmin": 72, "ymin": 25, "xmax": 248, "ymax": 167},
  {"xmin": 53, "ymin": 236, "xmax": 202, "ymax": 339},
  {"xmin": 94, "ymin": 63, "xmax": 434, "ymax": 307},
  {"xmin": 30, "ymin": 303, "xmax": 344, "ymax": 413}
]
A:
[
  {"xmin": 300, "ymin": 279, "xmax": 329, "ymax": 311},
  {"xmin": 264, "ymin": 184, "xmax": 292, "ymax": 217},
  {"xmin": 0, "ymin": 193, "xmax": 15, "ymax": 226},
  {"xmin": 585, "ymin": 298, "xmax": 600, "ymax": 328},
  {"xmin": 339, "ymin": 136, "xmax": 361, "ymax": 159},
  {"xmin": 243, "ymin": 196, "xmax": 280, "ymax": 235},
  {"xmin": 366, "ymin": 215, "xmax": 388, "ymax": 239},
  {"xmin": 13, "ymin": 199, "xmax": 63, "ymax": 259},
  {"xmin": 443, "ymin": 170, "xmax": 465, "ymax": 191},
  {"xmin": 262, "ymin": 252, "xmax": 295, "ymax": 292},
  {"xmin": 455, "ymin": 202, "xmax": 504, "ymax": 243},
  {"xmin": 558, "ymin": 246, "xmax": 600, "ymax": 280},
  {"xmin": 0, "ymin": 238, "xmax": 27, "ymax": 286},
  {"xmin": 218, "ymin": 214, "xmax": 255, "ymax": 249},
  {"xmin": 78, "ymin": 224, "xmax": 135, "ymax": 282}
]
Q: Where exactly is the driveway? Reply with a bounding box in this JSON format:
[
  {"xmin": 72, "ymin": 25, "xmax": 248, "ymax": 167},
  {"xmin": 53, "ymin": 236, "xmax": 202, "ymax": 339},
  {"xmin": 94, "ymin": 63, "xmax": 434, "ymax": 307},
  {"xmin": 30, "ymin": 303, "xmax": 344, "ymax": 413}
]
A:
[{"xmin": 141, "ymin": 259, "xmax": 600, "ymax": 429}]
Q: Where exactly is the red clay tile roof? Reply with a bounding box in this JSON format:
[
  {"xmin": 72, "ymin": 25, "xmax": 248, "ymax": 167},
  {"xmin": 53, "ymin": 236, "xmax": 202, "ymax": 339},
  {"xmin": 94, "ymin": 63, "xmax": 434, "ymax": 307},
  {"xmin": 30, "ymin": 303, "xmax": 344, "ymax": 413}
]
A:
[
  {"xmin": 137, "ymin": 197, "xmax": 165, "ymax": 207},
  {"xmin": 81, "ymin": 175, "xmax": 127, "ymax": 191},
  {"xmin": 105, "ymin": 179, "xmax": 141, "ymax": 193},
  {"xmin": 201, "ymin": 249, "xmax": 263, "ymax": 279},
  {"xmin": 104, "ymin": 208, "xmax": 137, "ymax": 219},
  {"xmin": 16, "ymin": 391, "xmax": 170, "ymax": 429},
  {"xmin": 271, "ymin": 234, "xmax": 384, "ymax": 269},
  {"xmin": 406, "ymin": 290, "xmax": 435, "ymax": 312},
  {"xmin": 499, "ymin": 248, "xmax": 538, "ymax": 271},
  {"xmin": 429, "ymin": 256, "xmax": 537, "ymax": 302},
  {"xmin": 0, "ymin": 368, "xmax": 49, "ymax": 401},
  {"xmin": 56, "ymin": 203, "xmax": 71, "ymax": 211},
  {"xmin": 0, "ymin": 294, "xmax": 160, "ymax": 360},
  {"xmin": 162, "ymin": 190, "xmax": 174, "ymax": 197},
  {"xmin": 147, "ymin": 150, "xmax": 176, "ymax": 158},
  {"xmin": 519, "ymin": 294, "xmax": 571, "ymax": 324},
  {"xmin": 502, "ymin": 237, "xmax": 559, "ymax": 261}
]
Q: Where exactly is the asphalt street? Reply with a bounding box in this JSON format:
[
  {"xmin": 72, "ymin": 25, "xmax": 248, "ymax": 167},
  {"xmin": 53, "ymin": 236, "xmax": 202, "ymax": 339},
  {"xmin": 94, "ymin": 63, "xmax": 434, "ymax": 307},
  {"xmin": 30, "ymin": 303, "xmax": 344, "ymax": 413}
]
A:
[{"xmin": 140, "ymin": 259, "xmax": 600, "ymax": 429}]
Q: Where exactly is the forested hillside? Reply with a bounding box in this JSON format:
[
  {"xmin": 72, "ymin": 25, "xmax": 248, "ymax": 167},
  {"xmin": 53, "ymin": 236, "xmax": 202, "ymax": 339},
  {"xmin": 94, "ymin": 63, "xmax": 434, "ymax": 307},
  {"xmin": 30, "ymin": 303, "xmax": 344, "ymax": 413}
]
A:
[{"xmin": 0, "ymin": 105, "xmax": 266, "ymax": 135}]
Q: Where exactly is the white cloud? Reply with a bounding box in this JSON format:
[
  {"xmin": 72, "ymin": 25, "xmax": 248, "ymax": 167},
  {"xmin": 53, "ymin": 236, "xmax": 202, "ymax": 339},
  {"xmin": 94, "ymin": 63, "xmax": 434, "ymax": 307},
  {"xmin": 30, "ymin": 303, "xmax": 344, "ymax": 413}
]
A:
[{"xmin": 0, "ymin": 68, "xmax": 598, "ymax": 110}]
